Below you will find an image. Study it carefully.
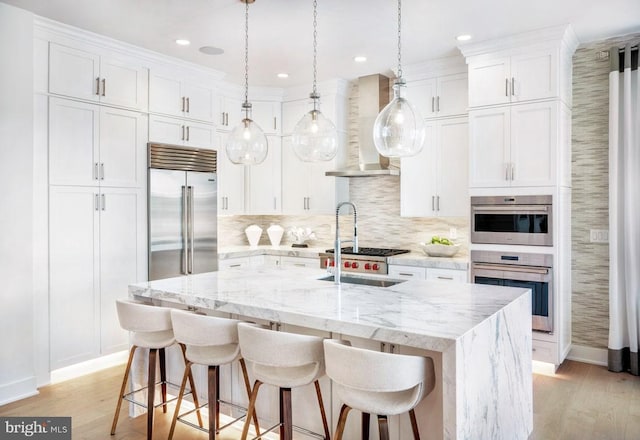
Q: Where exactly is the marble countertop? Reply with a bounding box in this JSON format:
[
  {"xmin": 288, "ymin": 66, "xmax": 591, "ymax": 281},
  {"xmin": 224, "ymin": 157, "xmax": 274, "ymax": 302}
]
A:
[
  {"xmin": 130, "ymin": 266, "xmax": 526, "ymax": 352},
  {"xmin": 219, "ymin": 245, "xmax": 469, "ymax": 270}
]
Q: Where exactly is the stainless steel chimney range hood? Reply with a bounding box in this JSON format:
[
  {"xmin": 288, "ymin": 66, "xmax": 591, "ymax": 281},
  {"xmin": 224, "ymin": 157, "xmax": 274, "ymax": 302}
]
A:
[{"xmin": 325, "ymin": 74, "xmax": 399, "ymax": 177}]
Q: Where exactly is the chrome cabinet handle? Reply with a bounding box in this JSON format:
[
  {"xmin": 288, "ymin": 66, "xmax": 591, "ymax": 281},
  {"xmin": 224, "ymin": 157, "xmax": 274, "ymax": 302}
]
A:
[
  {"xmin": 505, "ymin": 78, "xmax": 509, "ymax": 97},
  {"xmin": 188, "ymin": 186, "xmax": 194, "ymax": 273},
  {"xmin": 431, "ymin": 195, "xmax": 435, "ymax": 211},
  {"xmin": 437, "ymin": 276, "xmax": 454, "ymax": 280},
  {"xmin": 511, "ymin": 163, "xmax": 515, "ymax": 181},
  {"xmin": 186, "ymin": 126, "xmax": 190, "ymax": 141},
  {"xmin": 505, "ymin": 163, "xmax": 510, "ymax": 181},
  {"xmin": 101, "ymin": 193, "xmax": 105, "ymax": 211},
  {"xmin": 511, "ymin": 77, "xmax": 515, "ymax": 96},
  {"xmin": 94, "ymin": 162, "xmax": 99, "ymax": 180},
  {"xmin": 399, "ymin": 273, "xmax": 414, "ymax": 277},
  {"xmin": 95, "ymin": 77, "xmax": 100, "ymax": 96},
  {"xmin": 436, "ymin": 96, "xmax": 440, "ymax": 112},
  {"xmin": 437, "ymin": 195, "xmax": 440, "ymax": 211},
  {"xmin": 101, "ymin": 79, "xmax": 106, "ymax": 97},
  {"xmin": 273, "ymin": 116, "xmax": 277, "ymax": 130},
  {"xmin": 181, "ymin": 125, "xmax": 185, "ymax": 141},
  {"xmin": 431, "ymin": 97, "xmax": 435, "ymax": 113},
  {"xmin": 100, "ymin": 163, "xmax": 105, "ymax": 180},
  {"xmin": 186, "ymin": 97, "xmax": 190, "ymax": 113},
  {"xmin": 94, "ymin": 193, "xmax": 99, "ymax": 211},
  {"xmin": 181, "ymin": 97, "xmax": 185, "ymax": 112},
  {"xmin": 221, "ymin": 112, "xmax": 225, "ymax": 125}
]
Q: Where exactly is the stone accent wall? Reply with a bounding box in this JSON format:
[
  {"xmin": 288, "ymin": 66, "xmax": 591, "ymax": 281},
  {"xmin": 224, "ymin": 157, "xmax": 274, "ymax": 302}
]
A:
[{"xmin": 571, "ymin": 32, "xmax": 640, "ymax": 349}]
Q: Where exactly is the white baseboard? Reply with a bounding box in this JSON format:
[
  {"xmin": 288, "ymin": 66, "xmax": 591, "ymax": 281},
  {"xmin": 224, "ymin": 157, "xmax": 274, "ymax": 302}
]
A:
[
  {"xmin": 0, "ymin": 376, "xmax": 39, "ymax": 406},
  {"xmin": 567, "ymin": 344, "xmax": 608, "ymax": 366},
  {"xmin": 50, "ymin": 350, "xmax": 128, "ymax": 384}
]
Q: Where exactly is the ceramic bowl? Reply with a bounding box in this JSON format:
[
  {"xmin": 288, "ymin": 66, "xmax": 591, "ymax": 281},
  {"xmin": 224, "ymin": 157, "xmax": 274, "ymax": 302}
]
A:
[{"xmin": 419, "ymin": 243, "xmax": 461, "ymax": 257}]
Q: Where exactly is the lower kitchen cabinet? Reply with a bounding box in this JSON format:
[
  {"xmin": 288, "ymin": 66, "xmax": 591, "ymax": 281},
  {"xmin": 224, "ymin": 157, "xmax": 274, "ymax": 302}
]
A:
[
  {"xmin": 218, "ymin": 255, "xmax": 265, "ymax": 270},
  {"xmin": 49, "ymin": 185, "xmax": 146, "ymax": 369},
  {"xmin": 388, "ymin": 265, "xmax": 427, "ymax": 280},
  {"xmin": 426, "ymin": 267, "xmax": 468, "ymax": 283},
  {"xmin": 280, "ymin": 256, "xmax": 319, "ymax": 269}
]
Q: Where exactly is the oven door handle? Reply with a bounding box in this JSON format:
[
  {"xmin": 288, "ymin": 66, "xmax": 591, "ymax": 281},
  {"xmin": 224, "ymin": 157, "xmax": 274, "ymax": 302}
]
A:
[
  {"xmin": 472, "ymin": 263, "xmax": 549, "ymax": 275},
  {"xmin": 472, "ymin": 205, "xmax": 549, "ymax": 213}
]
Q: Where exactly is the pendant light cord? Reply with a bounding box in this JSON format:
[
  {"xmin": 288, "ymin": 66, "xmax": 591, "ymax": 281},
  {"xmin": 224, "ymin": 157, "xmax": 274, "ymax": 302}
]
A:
[
  {"xmin": 244, "ymin": 0, "xmax": 250, "ymax": 111},
  {"xmin": 397, "ymin": 0, "xmax": 403, "ymax": 81},
  {"xmin": 312, "ymin": 0, "xmax": 318, "ymax": 96}
]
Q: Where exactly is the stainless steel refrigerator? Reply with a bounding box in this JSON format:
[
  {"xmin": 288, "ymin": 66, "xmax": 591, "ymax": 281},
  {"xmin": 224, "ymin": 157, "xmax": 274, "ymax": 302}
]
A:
[{"xmin": 148, "ymin": 143, "xmax": 218, "ymax": 280}]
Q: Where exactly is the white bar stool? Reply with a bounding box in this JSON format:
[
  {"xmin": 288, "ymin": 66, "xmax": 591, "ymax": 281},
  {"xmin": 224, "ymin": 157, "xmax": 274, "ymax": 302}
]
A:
[
  {"xmin": 111, "ymin": 299, "xmax": 195, "ymax": 440},
  {"xmin": 237, "ymin": 322, "xmax": 331, "ymax": 440},
  {"xmin": 323, "ymin": 339, "xmax": 436, "ymax": 440},
  {"xmin": 168, "ymin": 309, "xmax": 260, "ymax": 440}
]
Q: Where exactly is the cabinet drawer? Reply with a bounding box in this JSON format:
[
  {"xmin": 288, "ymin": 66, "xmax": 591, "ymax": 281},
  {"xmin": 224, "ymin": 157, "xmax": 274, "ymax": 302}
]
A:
[
  {"xmin": 388, "ymin": 265, "xmax": 426, "ymax": 280},
  {"xmin": 280, "ymin": 256, "xmax": 318, "ymax": 269},
  {"xmin": 426, "ymin": 268, "xmax": 467, "ymax": 283},
  {"xmin": 532, "ymin": 339, "xmax": 557, "ymax": 364},
  {"xmin": 218, "ymin": 257, "xmax": 250, "ymax": 270}
]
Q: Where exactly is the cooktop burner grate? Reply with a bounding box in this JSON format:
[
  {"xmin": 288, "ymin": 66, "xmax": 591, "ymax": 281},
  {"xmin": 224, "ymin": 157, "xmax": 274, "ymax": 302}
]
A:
[{"xmin": 325, "ymin": 247, "xmax": 411, "ymax": 257}]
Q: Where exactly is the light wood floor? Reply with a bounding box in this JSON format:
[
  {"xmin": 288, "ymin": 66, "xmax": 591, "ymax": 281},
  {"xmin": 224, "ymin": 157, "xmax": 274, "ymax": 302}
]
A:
[{"xmin": 1, "ymin": 360, "xmax": 639, "ymax": 439}]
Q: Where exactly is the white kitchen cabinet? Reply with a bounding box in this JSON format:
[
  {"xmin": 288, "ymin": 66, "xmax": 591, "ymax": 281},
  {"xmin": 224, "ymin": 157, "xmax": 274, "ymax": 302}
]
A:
[
  {"xmin": 218, "ymin": 255, "xmax": 266, "ymax": 270},
  {"xmin": 401, "ymin": 117, "xmax": 468, "ymax": 217},
  {"xmin": 49, "ymin": 185, "xmax": 145, "ymax": 368},
  {"xmin": 252, "ymin": 100, "xmax": 281, "ymax": 135},
  {"xmin": 216, "ymin": 134, "xmax": 246, "ymax": 215},
  {"xmin": 469, "ymin": 101, "xmax": 557, "ymax": 188},
  {"xmin": 281, "ymin": 136, "xmax": 345, "ymax": 215},
  {"xmin": 49, "ymin": 42, "xmax": 148, "ymax": 111},
  {"xmin": 281, "ymin": 96, "xmax": 339, "ymax": 136},
  {"xmin": 149, "ymin": 70, "xmax": 215, "ymax": 122},
  {"xmin": 468, "ymin": 50, "xmax": 557, "ymax": 108},
  {"xmin": 49, "ymin": 97, "xmax": 147, "ymax": 188},
  {"xmin": 388, "ymin": 265, "xmax": 427, "ymax": 280},
  {"xmin": 246, "ymin": 136, "xmax": 281, "ymax": 214},
  {"xmin": 426, "ymin": 268, "xmax": 467, "ymax": 283},
  {"xmin": 406, "ymin": 73, "xmax": 468, "ymax": 119},
  {"xmin": 280, "ymin": 256, "xmax": 319, "ymax": 269},
  {"xmin": 148, "ymin": 114, "xmax": 216, "ymax": 149},
  {"xmin": 217, "ymin": 95, "xmax": 243, "ymax": 130}
]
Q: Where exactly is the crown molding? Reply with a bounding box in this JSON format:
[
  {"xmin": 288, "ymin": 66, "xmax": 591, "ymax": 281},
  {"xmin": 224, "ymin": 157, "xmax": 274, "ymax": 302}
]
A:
[{"xmin": 400, "ymin": 55, "xmax": 467, "ymax": 81}]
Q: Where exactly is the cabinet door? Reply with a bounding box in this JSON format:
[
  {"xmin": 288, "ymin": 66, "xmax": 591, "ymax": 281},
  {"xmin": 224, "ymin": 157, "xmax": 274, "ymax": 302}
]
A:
[
  {"xmin": 149, "ymin": 114, "xmax": 186, "ymax": 145},
  {"xmin": 99, "ymin": 187, "xmax": 144, "ymax": 354},
  {"xmin": 406, "ymin": 78, "xmax": 437, "ymax": 119},
  {"xmin": 247, "ymin": 136, "xmax": 281, "ymax": 214},
  {"xmin": 281, "ymin": 136, "xmax": 309, "ymax": 214},
  {"xmin": 149, "ymin": 71, "xmax": 183, "ymax": 117},
  {"xmin": 468, "ymin": 57, "xmax": 510, "ymax": 107},
  {"xmin": 49, "ymin": 43, "xmax": 100, "ymax": 102},
  {"xmin": 510, "ymin": 50, "xmax": 558, "ymax": 103},
  {"xmin": 426, "ymin": 268, "xmax": 467, "ymax": 282},
  {"xmin": 282, "ymin": 99, "xmax": 311, "ymax": 135},
  {"xmin": 252, "ymin": 101, "xmax": 281, "ymax": 134},
  {"xmin": 436, "ymin": 73, "xmax": 468, "ymax": 117},
  {"xmin": 436, "ymin": 118, "xmax": 468, "ymax": 217},
  {"xmin": 100, "ymin": 56, "xmax": 148, "ymax": 110},
  {"xmin": 184, "ymin": 121, "xmax": 216, "ymax": 149},
  {"xmin": 49, "ymin": 98, "xmax": 99, "ymax": 187},
  {"xmin": 99, "ymin": 107, "xmax": 147, "ymax": 188},
  {"xmin": 183, "ymin": 81, "xmax": 215, "ymax": 122},
  {"xmin": 307, "ymin": 159, "xmax": 338, "ymax": 214},
  {"xmin": 469, "ymin": 107, "xmax": 510, "ymax": 188},
  {"xmin": 280, "ymin": 256, "xmax": 319, "ymax": 269},
  {"xmin": 388, "ymin": 265, "xmax": 426, "ymax": 280},
  {"xmin": 510, "ymin": 101, "xmax": 557, "ymax": 187},
  {"xmin": 216, "ymin": 139, "xmax": 246, "ymax": 215},
  {"xmin": 401, "ymin": 121, "xmax": 437, "ymax": 217},
  {"xmin": 49, "ymin": 186, "xmax": 100, "ymax": 369},
  {"xmin": 219, "ymin": 95, "xmax": 244, "ymax": 130}
]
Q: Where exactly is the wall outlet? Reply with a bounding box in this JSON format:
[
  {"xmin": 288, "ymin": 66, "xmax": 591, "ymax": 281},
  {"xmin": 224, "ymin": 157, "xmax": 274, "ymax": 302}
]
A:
[
  {"xmin": 449, "ymin": 227, "xmax": 458, "ymax": 239},
  {"xmin": 590, "ymin": 229, "xmax": 609, "ymax": 243}
]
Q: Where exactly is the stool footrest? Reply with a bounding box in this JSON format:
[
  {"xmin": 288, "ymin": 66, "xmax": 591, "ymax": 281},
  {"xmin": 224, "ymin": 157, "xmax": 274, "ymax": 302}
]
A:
[
  {"xmin": 248, "ymin": 421, "xmax": 326, "ymax": 440},
  {"xmin": 122, "ymin": 380, "xmax": 189, "ymax": 410}
]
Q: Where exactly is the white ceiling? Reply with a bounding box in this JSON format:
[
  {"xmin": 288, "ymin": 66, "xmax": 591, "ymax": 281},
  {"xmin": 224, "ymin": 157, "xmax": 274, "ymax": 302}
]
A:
[{"xmin": 3, "ymin": 0, "xmax": 640, "ymax": 87}]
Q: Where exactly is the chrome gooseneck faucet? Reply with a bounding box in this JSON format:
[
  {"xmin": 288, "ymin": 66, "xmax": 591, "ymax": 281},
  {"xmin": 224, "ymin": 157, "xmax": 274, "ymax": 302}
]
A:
[{"xmin": 334, "ymin": 201, "xmax": 358, "ymax": 285}]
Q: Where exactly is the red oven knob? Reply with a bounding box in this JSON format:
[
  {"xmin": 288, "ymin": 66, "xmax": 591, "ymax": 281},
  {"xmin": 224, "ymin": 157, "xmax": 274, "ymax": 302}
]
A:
[
  {"xmin": 329, "ymin": 261, "xmax": 335, "ymax": 267},
  {"xmin": 372, "ymin": 263, "xmax": 380, "ymax": 271},
  {"xmin": 352, "ymin": 262, "xmax": 359, "ymax": 269},
  {"xmin": 364, "ymin": 263, "xmax": 371, "ymax": 270},
  {"xmin": 344, "ymin": 262, "xmax": 351, "ymax": 268}
]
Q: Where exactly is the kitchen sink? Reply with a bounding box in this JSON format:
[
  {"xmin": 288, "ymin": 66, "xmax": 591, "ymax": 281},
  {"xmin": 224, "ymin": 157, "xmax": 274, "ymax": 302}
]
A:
[{"xmin": 318, "ymin": 275, "xmax": 406, "ymax": 288}]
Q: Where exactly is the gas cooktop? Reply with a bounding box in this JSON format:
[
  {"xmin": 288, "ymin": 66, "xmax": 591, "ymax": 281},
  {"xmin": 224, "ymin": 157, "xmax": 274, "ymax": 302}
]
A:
[{"xmin": 325, "ymin": 247, "xmax": 411, "ymax": 257}]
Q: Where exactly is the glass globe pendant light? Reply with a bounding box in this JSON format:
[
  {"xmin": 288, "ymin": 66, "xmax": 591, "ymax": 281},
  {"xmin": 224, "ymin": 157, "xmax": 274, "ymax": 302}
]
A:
[
  {"xmin": 373, "ymin": 0, "xmax": 425, "ymax": 158},
  {"xmin": 225, "ymin": 0, "xmax": 268, "ymax": 165},
  {"xmin": 291, "ymin": 0, "xmax": 338, "ymax": 162}
]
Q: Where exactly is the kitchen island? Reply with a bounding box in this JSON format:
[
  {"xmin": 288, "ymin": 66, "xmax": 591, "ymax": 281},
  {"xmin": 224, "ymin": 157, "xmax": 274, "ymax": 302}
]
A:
[{"xmin": 129, "ymin": 266, "xmax": 532, "ymax": 440}]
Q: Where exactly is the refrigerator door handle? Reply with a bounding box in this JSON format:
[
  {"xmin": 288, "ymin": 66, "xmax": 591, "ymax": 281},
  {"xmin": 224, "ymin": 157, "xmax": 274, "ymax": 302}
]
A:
[
  {"xmin": 187, "ymin": 186, "xmax": 194, "ymax": 274},
  {"xmin": 182, "ymin": 185, "xmax": 188, "ymax": 274}
]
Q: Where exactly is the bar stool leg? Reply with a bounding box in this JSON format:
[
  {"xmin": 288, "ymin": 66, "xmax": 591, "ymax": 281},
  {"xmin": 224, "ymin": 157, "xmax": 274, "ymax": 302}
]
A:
[
  {"xmin": 147, "ymin": 348, "xmax": 157, "ymax": 440},
  {"xmin": 208, "ymin": 365, "xmax": 219, "ymax": 439},
  {"xmin": 168, "ymin": 361, "xmax": 194, "ymax": 440},
  {"xmin": 179, "ymin": 343, "xmax": 203, "ymax": 428},
  {"xmin": 377, "ymin": 415, "xmax": 389, "ymax": 440},
  {"xmin": 159, "ymin": 348, "xmax": 167, "ymax": 413},
  {"xmin": 362, "ymin": 412, "xmax": 371, "ymax": 440},
  {"xmin": 409, "ymin": 409, "xmax": 421, "ymax": 440},
  {"xmin": 110, "ymin": 345, "xmax": 137, "ymax": 435},
  {"xmin": 334, "ymin": 404, "xmax": 352, "ymax": 440},
  {"xmin": 239, "ymin": 359, "xmax": 260, "ymax": 436},
  {"xmin": 313, "ymin": 380, "xmax": 331, "ymax": 440},
  {"xmin": 241, "ymin": 380, "xmax": 262, "ymax": 440},
  {"xmin": 279, "ymin": 387, "xmax": 293, "ymax": 440}
]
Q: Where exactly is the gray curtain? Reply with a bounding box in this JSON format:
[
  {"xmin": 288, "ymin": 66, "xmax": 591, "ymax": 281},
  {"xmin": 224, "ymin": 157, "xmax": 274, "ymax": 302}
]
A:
[{"xmin": 608, "ymin": 43, "xmax": 640, "ymax": 375}]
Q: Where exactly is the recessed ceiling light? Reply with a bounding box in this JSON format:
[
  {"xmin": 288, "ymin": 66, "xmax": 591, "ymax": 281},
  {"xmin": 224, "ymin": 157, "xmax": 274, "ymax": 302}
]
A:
[
  {"xmin": 277, "ymin": 73, "xmax": 289, "ymax": 79},
  {"xmin": 175, "ymin": 39, "xmax": 191, "ymax": 46},
  {"xmin": 456, "ymin": 34, "xmax": 472, "ymax": 42},
  {"xmin": 199, "ymin": 46, "xmax": 224, "ymax": 55},
  {"xmin": 353, "ymin": 55, "xmax": 367, "ymax": 63}
]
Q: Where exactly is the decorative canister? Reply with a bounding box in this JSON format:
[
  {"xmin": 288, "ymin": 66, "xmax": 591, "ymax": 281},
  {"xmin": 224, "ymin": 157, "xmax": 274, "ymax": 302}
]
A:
[
  {"xmin": 244, "ymin": 224, "xmax": 262, "ymax": 248},
  {"xmin": 267, "ymin": 224, "xmax": 284, "ymax": 247}
]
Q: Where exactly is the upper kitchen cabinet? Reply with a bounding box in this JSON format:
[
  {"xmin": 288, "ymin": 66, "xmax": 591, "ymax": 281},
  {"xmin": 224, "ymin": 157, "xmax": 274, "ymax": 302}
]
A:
[
  {"xmin": 216, "ymin": 132, "xmax": 246, "ymax": 215},
  {"xmin": 469, "ymin": 100, "xmax": 559, "ymax": 188},
  {"xmin": 148, "ymin": 114, "xmax": 216, "ymax": 150},
  {"xmin": 218, "ymin": 95, "xmax": 243, "ymax": 130},
  {"xmin": 49, "ymin": 97, "xmax": 147, "ymax": 188},
  {"xmin": 49, "ymin": 42, "xmax": 148, "ymax": 111},
  {"xmin": 246, "ymin": 136, "xmax": 282, "ymax": 214},
  {"xmin": 218, "ymin": 95, "xmax": 281, "ymax": 135},
  {"xmin": 149, "ymin": 70, "xmax": 216, "ymax": 122},
  {"xmin": 401, "ymin": 117, "xmax": 468, "ymax": 217},
  {"xmin": 406, "ymin": 73, "xmax": 468, "ymax": 119}
]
